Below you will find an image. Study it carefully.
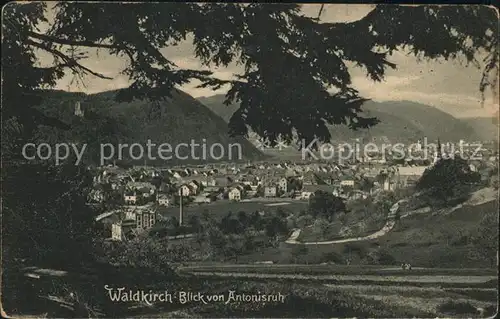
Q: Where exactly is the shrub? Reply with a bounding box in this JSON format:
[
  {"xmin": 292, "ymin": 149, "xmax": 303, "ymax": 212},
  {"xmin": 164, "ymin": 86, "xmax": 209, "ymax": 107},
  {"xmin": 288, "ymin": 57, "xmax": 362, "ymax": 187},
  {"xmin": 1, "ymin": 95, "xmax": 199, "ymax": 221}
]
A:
[
  {"xmin": 291, "ymin": 244, "xmax": 309, "ymax": 263},
  {"xmin": 416, "ymin": 158, "xmax": 480, "ymax": 207},
  {"xmin": 296, "ymin": 215, "xmax": 313, "ymax": 228},
  {"xmin": 343, "ymin": 242, "xmax": 368, "ymax": 255},
  {"xmin": 319, "ymin": 251, "xmax": 344, "ymax": 264},
  {"xmin": 437, "ymin": 300, "xmax": 478, "ymax": 315},
  {"xmin": 469, "ymin": 211, "xmax": 499, "ymax": 267},
  {"xmin": 484, "ymin": 305, "xmax": 498, "ymax": 317},
  {"xmin": 375, "ymin": 249, "xmax": 396, "ymax": 265}
]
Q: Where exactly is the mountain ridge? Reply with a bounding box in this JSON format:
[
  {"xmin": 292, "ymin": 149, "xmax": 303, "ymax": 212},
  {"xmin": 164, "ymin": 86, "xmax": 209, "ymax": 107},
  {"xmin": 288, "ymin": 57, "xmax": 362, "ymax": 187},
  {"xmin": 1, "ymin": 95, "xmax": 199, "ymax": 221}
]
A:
[
  {"xmin": 198, "ymin": 95, "xmax": 491, "ymax": 144},
  {"xmin": 34, "ymin": 89, "xmax": 266, "ymax": 165}
]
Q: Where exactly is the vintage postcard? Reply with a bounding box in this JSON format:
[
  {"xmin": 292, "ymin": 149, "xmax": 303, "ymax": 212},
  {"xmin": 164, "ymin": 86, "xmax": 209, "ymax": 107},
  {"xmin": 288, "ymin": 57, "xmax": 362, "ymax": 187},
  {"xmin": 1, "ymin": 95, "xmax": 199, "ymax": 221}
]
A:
[{"xmin": 1, "ymin": 2, "xmax": 498, "ymax": 318}]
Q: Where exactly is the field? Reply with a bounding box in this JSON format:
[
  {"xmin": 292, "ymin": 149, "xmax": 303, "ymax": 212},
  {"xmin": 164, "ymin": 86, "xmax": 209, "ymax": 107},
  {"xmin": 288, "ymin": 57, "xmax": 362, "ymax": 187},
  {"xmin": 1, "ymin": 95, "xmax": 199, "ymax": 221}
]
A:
[
  {"xmin": 18, "ymin": 199, "xmax": 499, "ymax": 318},
  {"xmin": 18, "ymin": 263, "xmax": 498, "ymax": 318},
  {"xmin": 130, "ymin": 276, "xmax": 497, "ymax": 318},
  {"xmin": 159, "ymin": 197, "xmax": 498, "ymax": 317},
  {"xmin": 297, "ymin": 218, "xmax": 387, "ymax": 242},
  {"xmin": 179, "ymin": 263, "xmax": 496, "ymax": 277},
  {"xmin": 157, "ymin": 200, "xmax": 308, "ymax": 220},
  {"xmin": 180, "ymin": 264, "xmax": 497, "ymax": 288},
  {"xmin": 165, "ymin": 263, "xmax": 498, "ymax": 318}
]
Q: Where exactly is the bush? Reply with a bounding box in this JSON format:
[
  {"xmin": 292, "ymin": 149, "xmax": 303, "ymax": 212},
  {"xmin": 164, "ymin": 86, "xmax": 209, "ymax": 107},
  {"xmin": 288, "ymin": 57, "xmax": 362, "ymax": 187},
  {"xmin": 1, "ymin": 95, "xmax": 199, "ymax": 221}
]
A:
[
  {"xmin": 308, "ymin": 191, "xmax": 346, "ymax": 220},
  {"xmin": 291, "ymin": 244, "xmax": 309, "ymax": 263},
  {"xmin": 96, "ymin": 235, "xmax": 189, "ymax": 276},
  {"xmin": 417, "ymin": 158, "xmax": 480, "ymax": 207},
  {"xmin": 343, "ymin": 242, "xmax": 368, "ymax": 255},
  {"xmin": 469, "ymin": 210, "xmax": 499, "ymax": 267},
  {"xmin": 364, "ymin": 248, "xmax": 396, "ymax": 265},
  {"xmin": 437, "ymin": 300, "xmax": 478, "ymax": 315},
  {"xmin": 319, "ymin": 251, "xmax": 344, "ymax": 264},
  {"xmin": 296, "ymin": 215, "xmax": 313, "ymax": 228},
  {"xmin": 484, "ymin": 305, "xmax": 498, "ymax": 317}
]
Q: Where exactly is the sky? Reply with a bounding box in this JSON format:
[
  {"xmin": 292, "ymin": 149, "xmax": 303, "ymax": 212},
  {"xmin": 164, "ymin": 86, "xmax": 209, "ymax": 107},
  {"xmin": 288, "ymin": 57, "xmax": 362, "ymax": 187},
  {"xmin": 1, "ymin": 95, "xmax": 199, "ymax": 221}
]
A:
[{"xmin": 37, "ymin": 3, "xmax": 498, "ymax": 119}]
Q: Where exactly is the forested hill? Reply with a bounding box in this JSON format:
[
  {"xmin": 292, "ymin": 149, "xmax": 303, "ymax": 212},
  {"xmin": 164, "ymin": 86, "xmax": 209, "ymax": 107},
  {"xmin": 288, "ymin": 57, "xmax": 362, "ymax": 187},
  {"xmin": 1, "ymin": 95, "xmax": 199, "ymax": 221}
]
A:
[
  {"xmin": 34, "ymin": 89, "xmax": 265, "ymax": 166},
  {"xmin": 199, "ymin": 95, "xmax": 484, "ymax": 144}
]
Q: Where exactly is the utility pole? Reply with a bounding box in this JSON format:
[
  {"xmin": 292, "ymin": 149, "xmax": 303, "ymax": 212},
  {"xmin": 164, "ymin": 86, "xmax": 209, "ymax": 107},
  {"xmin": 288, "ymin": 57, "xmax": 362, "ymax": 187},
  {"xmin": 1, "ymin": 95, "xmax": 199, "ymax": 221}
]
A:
[{"xmin": 179, "ymin": 188, "xmax": 184, "ymax": 225}]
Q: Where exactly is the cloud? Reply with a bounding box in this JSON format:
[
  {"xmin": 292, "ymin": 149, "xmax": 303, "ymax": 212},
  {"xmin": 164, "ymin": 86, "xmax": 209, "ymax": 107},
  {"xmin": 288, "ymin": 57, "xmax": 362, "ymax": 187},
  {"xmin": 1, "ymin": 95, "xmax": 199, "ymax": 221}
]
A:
[
  {"xmin": 351, "ymin": 75, "xmax": 498, "ymax": 118},
  {"xmin": 301, "ymin": 4, "xmax": 374, "ymax": 22},
  {"xmin": 352, "ymin": 75, "xmax": 422, "ymax": 94}
]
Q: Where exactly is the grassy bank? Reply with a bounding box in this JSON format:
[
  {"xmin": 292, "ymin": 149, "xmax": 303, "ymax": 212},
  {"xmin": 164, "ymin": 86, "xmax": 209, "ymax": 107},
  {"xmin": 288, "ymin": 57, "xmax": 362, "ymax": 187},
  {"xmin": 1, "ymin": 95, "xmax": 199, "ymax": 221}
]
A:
[{"xmin": 137, "ymin": 279, "xmax": 497, "ymax": 318}]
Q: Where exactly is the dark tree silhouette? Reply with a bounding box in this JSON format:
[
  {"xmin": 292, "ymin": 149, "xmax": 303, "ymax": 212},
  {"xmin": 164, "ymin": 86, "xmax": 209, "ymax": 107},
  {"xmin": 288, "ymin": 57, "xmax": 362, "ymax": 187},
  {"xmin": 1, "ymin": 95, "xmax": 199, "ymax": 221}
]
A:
[
  {"xmin": 264, "ymin": 216, "xmax": 288, "ymax": 237},
  {"xmin": 308, "ymin": 190, "xmax": 346, "ymax": 220},
  {"xmin": 291, "ymin": 244, "xmax": 309, "ymax": 264},
  {"xmin": 416, "ymin": 158, "xmax": 481, "ymax": 206},
  {"xmin": 2, "ymin": 159, "xmax": 96, "ymax": 267}
]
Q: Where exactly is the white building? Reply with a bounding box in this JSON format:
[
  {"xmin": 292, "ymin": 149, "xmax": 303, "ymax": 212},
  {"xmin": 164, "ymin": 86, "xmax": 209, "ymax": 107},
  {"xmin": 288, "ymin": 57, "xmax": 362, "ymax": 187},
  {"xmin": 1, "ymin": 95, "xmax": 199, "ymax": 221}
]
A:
[
  {"xmin": 300, "ymin": 191, "xmax": 313, "ymax": 200},
  {"xmin": 124, "ymin": 194, "xmax": 137, "ymax": 205},
  {"xmin": 416, "ymin": 140, "xmax": 422, "ymax": 151},
  {"xmin": 340, "ymin": 179, "xmax": 355, "ymax": 187},
  {"xmin": 157, "ymin": 194, "xmax": 170, "ymax": 206},
  {"xmin": 278, "ymin": 177, "xmax": 288, "ymax": 193},
  {"xmin": 398, "ymin": 166, "xmax": 427, "ymax": 177},
  {"xmin": 179, "ymin": 185, "xmax": 191, "ymax": 197},
  {"xmin": 188, "ymin": 181, "xmax": 199, "ymax": 195},
  {"xmin": 111, "ymin": 224, "xmax": 122, "ymax": 241},
  {"xmin": 193, "ymin": 195, "xmax": 212, "ymax": 204},
  {"xmin": 228, "ymin": 188, "xmax": 242, "ymax": 201}
]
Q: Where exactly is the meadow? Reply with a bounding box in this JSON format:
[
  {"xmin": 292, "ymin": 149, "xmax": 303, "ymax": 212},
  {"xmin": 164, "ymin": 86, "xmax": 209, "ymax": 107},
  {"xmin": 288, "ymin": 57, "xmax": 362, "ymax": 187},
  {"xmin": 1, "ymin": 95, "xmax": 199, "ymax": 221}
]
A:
[
  {"xmin": 225, "ymin": 199, "xmax": 498, "ymax": 267},
  {"xmin": 130, "ymin": 279, "xmax": 497, "ymax": 318},
  {"xmin": 157, "ymin": 200, "xmax": 308, "ymax": 221},
  {"xmin": 180, "ymin": 263, "xmax": 496, "ymax": 277}
]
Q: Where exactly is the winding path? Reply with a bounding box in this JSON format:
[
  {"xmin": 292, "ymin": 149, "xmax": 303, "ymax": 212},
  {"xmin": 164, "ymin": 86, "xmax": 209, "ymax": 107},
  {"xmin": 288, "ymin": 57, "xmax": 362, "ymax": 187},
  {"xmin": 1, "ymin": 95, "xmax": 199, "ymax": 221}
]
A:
[
  {"xmin": 285, "ymin": 200, "xmax": 407, "ymax": 245},
  {"xmin": 286, "ymin": 187, "xmax": 497, "ymax": 245}
]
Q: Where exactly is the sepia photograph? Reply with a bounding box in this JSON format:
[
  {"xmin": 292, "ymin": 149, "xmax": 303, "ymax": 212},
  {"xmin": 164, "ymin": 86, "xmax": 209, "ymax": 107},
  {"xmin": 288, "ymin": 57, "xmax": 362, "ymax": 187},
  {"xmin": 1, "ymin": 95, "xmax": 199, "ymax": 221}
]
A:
[{"xmin": 1, "ymin": 1, "xmax": 499, "ymax": 318}]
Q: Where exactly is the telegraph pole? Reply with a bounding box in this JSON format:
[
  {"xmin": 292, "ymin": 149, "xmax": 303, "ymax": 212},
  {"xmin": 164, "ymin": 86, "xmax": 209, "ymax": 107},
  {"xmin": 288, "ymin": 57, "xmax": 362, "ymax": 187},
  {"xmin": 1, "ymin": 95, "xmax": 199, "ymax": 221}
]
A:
[{"xmin": 179, "ymin": 188, "xmax": 183, "ymax": 225}]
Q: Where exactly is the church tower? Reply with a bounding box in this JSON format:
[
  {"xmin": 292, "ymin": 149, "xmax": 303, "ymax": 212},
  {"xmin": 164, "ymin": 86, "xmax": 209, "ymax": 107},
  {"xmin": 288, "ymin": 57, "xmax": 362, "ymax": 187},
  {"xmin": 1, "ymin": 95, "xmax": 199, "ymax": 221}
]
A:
[
  {"xmin": 433, "ymin": 138, "xmax": 442, "ymax": 164},
  {"xmin": 74, "ymin": 101, "xmax": 84, "ymax": 117}
]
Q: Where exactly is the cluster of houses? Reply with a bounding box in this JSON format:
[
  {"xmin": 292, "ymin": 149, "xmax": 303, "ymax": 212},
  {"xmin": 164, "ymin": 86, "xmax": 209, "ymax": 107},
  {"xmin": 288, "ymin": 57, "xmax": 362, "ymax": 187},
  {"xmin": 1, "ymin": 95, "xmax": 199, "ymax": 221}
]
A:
[
  {"xmin": 86, "ymin": 134, "xmax": 500, "ymax": 241},
  {"xmin": 89, "ymin": 146, "xmax": 497, "ymax": 241},
  {"xmin": 95, "ymin": 204, "xmax": 158, "ymax": 241},
  {"xmin": 88, "ymin": 159, "xmax": 448, "ymax": 208}
]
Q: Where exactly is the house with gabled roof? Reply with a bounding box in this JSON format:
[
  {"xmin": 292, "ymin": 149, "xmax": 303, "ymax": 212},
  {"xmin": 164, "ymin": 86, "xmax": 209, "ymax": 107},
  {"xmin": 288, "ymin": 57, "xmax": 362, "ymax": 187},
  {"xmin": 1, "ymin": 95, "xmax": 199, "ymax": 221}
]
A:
[
  {"xmin": 96, "ymin": 206, "xmax": 157, "ymax": 241},
  {"xmin": 178, "ymin": 184, "xmax": 191, "ymax": 197},
  {"xmin": 228, "ymin": 187, "xmax": 242, "ymax": 201},
  {"xmin": 264, "ymin": 185, "xmax": 277, "ymax": 198},
  {"xmin": 157, "ymin": 194, "xmax": 171, "ymax": 206}
]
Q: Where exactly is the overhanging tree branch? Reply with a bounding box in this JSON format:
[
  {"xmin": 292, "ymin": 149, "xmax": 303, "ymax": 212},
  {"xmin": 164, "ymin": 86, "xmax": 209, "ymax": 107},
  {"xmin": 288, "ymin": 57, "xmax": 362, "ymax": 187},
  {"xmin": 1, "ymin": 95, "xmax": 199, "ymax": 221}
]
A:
[
  {"xmin": 28, "ymin": 31, "xmax": 119, "ymax": 50},
  {"xmin": 26, "ymin": 39, "xmax": 113, "ymax": 80}
]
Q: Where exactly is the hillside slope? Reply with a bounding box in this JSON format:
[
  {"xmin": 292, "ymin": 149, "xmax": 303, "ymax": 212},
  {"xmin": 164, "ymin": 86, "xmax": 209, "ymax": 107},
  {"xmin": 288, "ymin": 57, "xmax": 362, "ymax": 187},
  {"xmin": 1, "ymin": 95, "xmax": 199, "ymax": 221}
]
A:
[
  {"xmin": 35, "ymin": 89, "xmax": 264, "ymax": 165},
  {"xmin": 462, "ymin": 117, "xmax": 498, "ymax": 141},
  {"xmin": 198, "ymin": 95, "xmax": 238, "ymax": 123},
  {"xmin": 198, "ymin": 95, "xmax": 482, "ymax": 144},
  {"xmin": 364, "ymin": 100, "xmax": 480, "ymax": 143}
]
